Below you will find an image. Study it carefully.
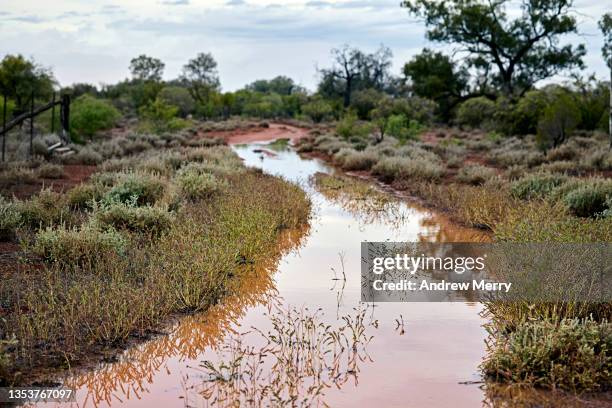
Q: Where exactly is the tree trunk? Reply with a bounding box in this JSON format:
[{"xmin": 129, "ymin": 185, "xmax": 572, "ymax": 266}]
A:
[
  {"xmin": 609, "ymin": 67, "xmax": 611, "ymax": 149},
  {"xmin": 344, "ymin": 78, "xmax": 352, "ymax": 108}
]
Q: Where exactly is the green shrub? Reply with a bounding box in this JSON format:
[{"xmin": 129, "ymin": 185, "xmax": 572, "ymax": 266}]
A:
[
  {"xmin": 139, "ymin": 97, "xmax": 179, "ymax": 134},
  {"xmin": 302, "ymin": 98, "xmax": 333, "ymax": 123},
  {"xmin": 483, "ymin": 318, "xmax": 611, "ymax": 392},
  {"xmin": 456, "ymin": 97, "xmax": 496, "ymax": 128},
  {"xmin": 0, "ymin": 197, "xmax": 21, "ymax": 241},
  {"xmin": 536, "ymin": 93, "xmax": 581, "ymax": 150},
  {"xmin": 372, "ymin": 156, "xmax": 445, "ymax": 182},
  {"xmin": 335, "ymin": 113, "xmax": 371, "ymax": 139},
  {"xmin": 563, "ymin": 182, "xmax": 612, "ymax": 217},
  {"xmin": 104, "ymin": 173, "xmax": 165, "ymax": 206},
  {"xmin": 350, "ymin": 88, "xmax": 383, "ymax": 119},
  {"xmin": 71, "ymin": 95, "xmax": 121, "ymax": 140},
  {"xmin": 158, "ymin": 86, "xmax": 195, "ymax": 117},
  {"xmin": 456, "ymin": 165, "xmax": 497, "ymax": 185},
  {"xmin": 510, "ymin": 173, "xmax": 568, "ymax": 200},
  {"xmin": 33, "ymin": 224, "xmax": 127, "ymax": 267},
  {"xmin": 505, "ymin": 89, "xmax": 549, "ymax": 135},
  {"xmin": 386, "ymin": 114, "xmax": 424, "ymax": 141},
  {"xmin": 176, "ymin": 165, "xmax": 225, "ymax": 201},
  {"xmin": 95, "ymin": 201, "xmax": 174, "ymax": 235}
]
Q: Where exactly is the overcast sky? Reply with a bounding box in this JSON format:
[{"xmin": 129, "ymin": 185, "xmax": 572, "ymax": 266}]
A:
[{"xmin": 0, "ymin": 0, "xmax": 610, "ymax": 91}]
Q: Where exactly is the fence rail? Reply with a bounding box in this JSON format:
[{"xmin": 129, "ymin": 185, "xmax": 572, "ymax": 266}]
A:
[{"xmin": 1, "ymin": 93, "xmax": 71, "ymax": 161}]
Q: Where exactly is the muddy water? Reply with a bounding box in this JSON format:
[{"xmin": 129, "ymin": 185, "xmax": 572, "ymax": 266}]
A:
[{"xmin": 40, "ymin": 143, "xmax": 492, "ymax": 408}]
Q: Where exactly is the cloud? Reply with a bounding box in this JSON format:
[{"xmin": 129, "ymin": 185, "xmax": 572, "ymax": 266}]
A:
[
  {"xmin": 161, "ymin": 0, "xmax": 190, "ymax": 5},
  {"xmin": 305, "ymin": 0, "xmax": 398, "ymax": 10},
  {"xmin": 0, "ymin": 0, "xmax": 608, "ymax": 92}
]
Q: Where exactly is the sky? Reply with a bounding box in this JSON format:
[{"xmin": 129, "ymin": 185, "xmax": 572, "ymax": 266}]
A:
[{"xmin": 0, "ymin": 0, "xmax": 610, "ymax": 92}]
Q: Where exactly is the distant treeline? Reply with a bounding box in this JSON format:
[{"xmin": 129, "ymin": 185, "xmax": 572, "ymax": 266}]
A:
[{"xmin": 0, "ymin": 0, "xmax": 610, "ymax": 149}]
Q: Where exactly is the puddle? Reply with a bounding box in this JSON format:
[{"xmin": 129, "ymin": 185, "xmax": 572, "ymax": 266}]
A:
[{"xmin": 38, "ymin": 142, "xmax": 494, "ymax": 407}]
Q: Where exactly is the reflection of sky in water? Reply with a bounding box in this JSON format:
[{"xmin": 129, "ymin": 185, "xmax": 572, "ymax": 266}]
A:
[{"xmin": 47, "ymin": 142, "xmax": 489, "ymax": 408}]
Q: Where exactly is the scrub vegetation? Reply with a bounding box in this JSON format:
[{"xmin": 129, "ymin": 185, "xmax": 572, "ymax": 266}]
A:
[
  {"xmin": 0, "ymin": 0, "xmax": 611, "ymax": 398},
  {"xmin": 0, "ymin": 131, "xmax": 311, "ymax": 385}
]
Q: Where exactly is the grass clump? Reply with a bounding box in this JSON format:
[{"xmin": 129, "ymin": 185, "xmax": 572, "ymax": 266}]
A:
[
  {"xmin": 32, "ymin": 224, "xmax": 127, "ymax": 268},
  {"xmin": 483, "ymin": 318, "xmax": 611, "ymax": 392}
]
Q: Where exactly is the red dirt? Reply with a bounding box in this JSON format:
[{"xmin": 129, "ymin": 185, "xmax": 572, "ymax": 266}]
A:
[
  {"xmin": 3, "ymin": 164, "xmax": 97, "ymax": 200},
  {"xmin": 202, "ymin": 123, "xmax": 310, "ymax": 145}
]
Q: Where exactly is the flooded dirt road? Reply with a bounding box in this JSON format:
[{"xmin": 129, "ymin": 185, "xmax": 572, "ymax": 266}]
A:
[{"xmin": 39, "ymin": 140, "xmax": 493, "ymax": 407}]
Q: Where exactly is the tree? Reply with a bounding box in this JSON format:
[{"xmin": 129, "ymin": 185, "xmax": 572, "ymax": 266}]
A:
[
  {"xmin": 402, "ymin": 0, "xmax": 586, "ymax": 97},
  {"xmin": 319, "ymin": 45, "xmax": 393, "ymax": 107},
  {"xmin": 403, "ymin": 49, "xmax": 468, "ymax": 120},
  {"xmin": 0, "ymin": 54, "xmax": 55, "ymax": 114},
  {"xmin": 129, "ymin": 55, "xmax": 165, "ymax": 82},
  {"xmin": 180, "ymin": 53, "xmax": 221, "ymax": 106},
  {"xmin": 599, "ymin": 13, "xmax": 612, "ymax": 147},
  {"xmin": 371, "ymin": 97, "xmax": 394, "ymax": 141},
  {"xmin": 246, "ymin": 76, "xmax": 305, "ymax": 95}
]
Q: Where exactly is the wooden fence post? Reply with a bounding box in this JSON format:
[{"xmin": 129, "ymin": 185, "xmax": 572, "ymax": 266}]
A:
[
  {"xmin": 51, "ymin": 92, "xmax": 56, "ymax": 133},
  {"xmin": 61, "ymin": 94, "xmax": 70, "ymax": 142},
  {"xmin": 2, "ymin": 94, "xmax": 6, "ymax": 162},
  {"xmin": 29, "ymin": 91, "xmax": 34, "ymax": 157}
]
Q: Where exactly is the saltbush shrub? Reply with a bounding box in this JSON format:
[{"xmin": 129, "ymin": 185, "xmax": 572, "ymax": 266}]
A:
[
  {"xmin": 176, "ymin": 165, "xmax": 225, "ymax": 201},
  {"xmin": 563, "ymin": 181, "xmax": 612, "ymax": 217},
  {"xmin": 510, "ymin": 173, "xmax": 568, "ymax": 200},
  {"xmin": 67, "ymin": 183, "xmax": 107, "ymax": 209},
  {"xmin": 95, "ymin": 201, "xmax": 174, "ymax": 235},
  {"xmin": 37, "ymin": 163, "xmax": 65, "ymax": 179},
  {"xmin": 337, "ymin": 150, "xmax": 379, "ymax": 171},
  {"xmin": 372, "ymin": 156, "xmax": 445, "ymax": 182},
  {"xmin": 483, "ymin": 318, "xmax": 611, "ymax": 392},
  {"xmin": 16, "ymin": 189, "xmax": 71, "ymax": 229},
  {"xmin": 104, "ymin": 173, "xmax": 165, "ymax": 206},
  {"xmin": 0, "ymin": 197, "xmax": 21, "ymax": 241},
  {"xmin": 33, "ymin": 224, "xmax": 127, "ymax": 267},
  {"xmin": 456, "ymin": 165, "xmax": 497, "ymax": 185}
]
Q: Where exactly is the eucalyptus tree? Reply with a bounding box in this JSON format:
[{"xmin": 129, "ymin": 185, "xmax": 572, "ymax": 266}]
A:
[{"xmin": 402, "ymin": 0, "xmax": 585, "ymax": 97}]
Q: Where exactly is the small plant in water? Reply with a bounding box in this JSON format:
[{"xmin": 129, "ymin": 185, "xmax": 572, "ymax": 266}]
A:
[{"xmin": 188, "ymin": 305, "xmax": 374, "ymax": 407}]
